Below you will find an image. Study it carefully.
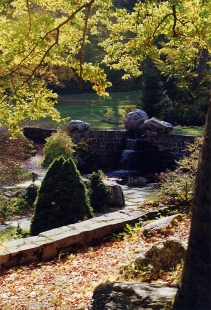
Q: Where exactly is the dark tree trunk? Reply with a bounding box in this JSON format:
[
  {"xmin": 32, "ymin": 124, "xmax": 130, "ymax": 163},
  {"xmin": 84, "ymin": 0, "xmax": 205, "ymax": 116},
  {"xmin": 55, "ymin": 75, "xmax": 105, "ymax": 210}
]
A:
[
  {"xmin": 191, "ymin": 49, "xmax": 209, "ymax": 92},
  {"xmin": 173, "ymin": 102, "xmax": 211, "ymax": 310}
]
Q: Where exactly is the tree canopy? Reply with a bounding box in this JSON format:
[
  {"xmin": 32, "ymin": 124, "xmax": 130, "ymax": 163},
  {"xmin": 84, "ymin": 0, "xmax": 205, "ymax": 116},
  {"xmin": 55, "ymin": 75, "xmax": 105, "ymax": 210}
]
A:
[{"xmin": 0, "ymin": 0, "xmax": 210, "ymax": 135}]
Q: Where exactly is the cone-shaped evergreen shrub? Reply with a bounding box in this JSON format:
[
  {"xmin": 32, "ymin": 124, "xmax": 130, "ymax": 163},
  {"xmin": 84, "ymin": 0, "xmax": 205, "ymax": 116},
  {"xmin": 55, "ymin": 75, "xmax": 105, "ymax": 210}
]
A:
[
  {"xmin": 30, "ymin": 156, "xmax": 93, "ymax": 236},
  {"xmin": 89, "ymin": 171, "xmax": 111, "ymax": 211}
]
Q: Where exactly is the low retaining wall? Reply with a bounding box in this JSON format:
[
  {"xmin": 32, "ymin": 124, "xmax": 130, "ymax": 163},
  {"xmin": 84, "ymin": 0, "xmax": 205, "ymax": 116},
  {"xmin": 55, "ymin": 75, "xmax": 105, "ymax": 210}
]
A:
[
  {"xmin": 0, "ymin": 209, "xmax": 144, "ymax": 269},
  {"xmin": 23, "ymin": 127, "xmax": 198, "ymax": 169}
]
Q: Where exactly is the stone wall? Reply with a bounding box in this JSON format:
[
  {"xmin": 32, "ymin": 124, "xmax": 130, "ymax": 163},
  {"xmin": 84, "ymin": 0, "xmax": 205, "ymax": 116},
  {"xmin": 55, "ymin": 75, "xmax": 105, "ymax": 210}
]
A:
[
  {"xmin": 23, "ymin": 127, "xmax": 198, "ymax": 170},
  {"xmin": 147, "ymin": 132, "xmax": 196, "ymax": 159}
]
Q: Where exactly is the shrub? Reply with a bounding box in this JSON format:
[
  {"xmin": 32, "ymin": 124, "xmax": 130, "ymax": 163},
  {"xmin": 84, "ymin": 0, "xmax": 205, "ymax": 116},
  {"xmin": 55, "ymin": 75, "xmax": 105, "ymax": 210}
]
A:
[
  {"xmin": 152, "ymin": 137, "xmax": 202, "ymax": 206},
  {"xmin": 25, "ymin": 184, "xmax": 38, "ymax": 206},
  {"xmin": 30, "ymin": 156, "xmax": 94, "ymax": 236},
  {"xmin": 0, "ymin": 195, "xmax": 30, "ymax": 223},
  {"xmin": 89, "ymin": 171, "xmax": 111, "ymax": 211},
  {"xmin": 41, "ymin": 130, "xmax": 76, "ymax": 167}
]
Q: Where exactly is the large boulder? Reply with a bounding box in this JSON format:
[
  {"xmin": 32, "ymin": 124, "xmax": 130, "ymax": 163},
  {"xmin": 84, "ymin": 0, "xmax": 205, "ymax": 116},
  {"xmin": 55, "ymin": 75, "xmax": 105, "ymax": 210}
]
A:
[
  {"xmin": 142, "ymin": 117, "xmax": 173, "ymax": 133},
  {"xmin": 89, "ymin": 282, "xmax": 177, "ymax": 310},
  {"xmin": 68, "ymin": 120, "xmax": 91, "ymax": 131},
  {"xmin": 124, "ymin": 109, "xmax": 149, "ymax": 130},
  {"xmin": 135, "ymin": 237, "xmax": 186, "ymax": 272}
]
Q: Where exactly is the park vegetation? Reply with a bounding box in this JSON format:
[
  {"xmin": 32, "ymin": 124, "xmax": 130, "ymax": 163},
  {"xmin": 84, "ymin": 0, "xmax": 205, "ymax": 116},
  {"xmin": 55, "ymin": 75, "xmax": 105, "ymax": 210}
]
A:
[{"xmin": 0, "ymin": 1, "xmax": 210, "ymax": 309}]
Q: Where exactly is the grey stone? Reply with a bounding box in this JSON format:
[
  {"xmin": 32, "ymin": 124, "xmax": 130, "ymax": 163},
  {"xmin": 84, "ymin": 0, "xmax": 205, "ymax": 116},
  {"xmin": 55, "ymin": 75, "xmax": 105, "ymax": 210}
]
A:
[
  {"xmin": 143, "ymin": 214, "xmax": 181, "ymax": 236},
  {"xmin": 135, "ymin": 237, "xmax": 186, "ymax": 272},
  {"xmin": 146, "ymin": 130, "xmax": 158, "ymax": 137},
  {"xmin": 89, "ymin": 282, "xmax": 177, "ymax": 310},
  {"xmin": 126, "ymin": 177, "xmax": 147, "ymax": 187},
  {"xmin": 14, "ymin": 189, "xmax": 27, "ymax": 197},
  {"xmin": 105, "ymin": 181, "xmax": 125, "ymax": 207},
  {"xmin": 68, "ymin": 120, "xmax": 91, "ymax": 131},
  {"xmin": 3, "ymin": 191, "xmax": 13, "ymax": 199},
  {"xmin": 124, "ymin": 109, "xmax": 149, "ymax": 130},
  {"xmin": 143, "ymin": 117, "xmax": 174, "ymax": 133}
]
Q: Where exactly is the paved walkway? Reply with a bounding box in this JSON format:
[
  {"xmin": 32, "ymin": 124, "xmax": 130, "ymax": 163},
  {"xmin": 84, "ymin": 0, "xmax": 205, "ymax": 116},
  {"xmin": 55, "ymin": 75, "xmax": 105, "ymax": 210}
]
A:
[{"xmin": 3, "ymin": 184, "xmax": 154, "ymax": 231}]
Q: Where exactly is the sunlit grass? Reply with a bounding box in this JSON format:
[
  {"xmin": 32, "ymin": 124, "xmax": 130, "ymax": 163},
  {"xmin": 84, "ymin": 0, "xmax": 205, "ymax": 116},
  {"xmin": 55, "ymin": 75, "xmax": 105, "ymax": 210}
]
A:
[
  {"xmin": 23, "ymin": 91, "xmax": 205, "ymax": 135},
  {"xmin": 0, "ymin": 227, "xmax": 16, "ymax": 244},
  {"xmin": 23, "ymin": 91, "xmax": 139, "ymax": 129}
]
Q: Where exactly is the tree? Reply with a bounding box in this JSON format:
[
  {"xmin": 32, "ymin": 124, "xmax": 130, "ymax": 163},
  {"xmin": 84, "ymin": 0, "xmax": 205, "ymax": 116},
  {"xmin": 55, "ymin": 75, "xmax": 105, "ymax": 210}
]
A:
[
  {"xmin": 138, "ymin": 57, "xmax": 165, "ymax": 119},
  {"xmin": 0, "ymin": 0, "xmax": 113, "ymax": 136},
  {"xmin": 100, "ymin": 1, "xmax": 211, "ymax": 308},
  {"xmin": 1, "ymin": 1, "xmax": 211, "ymax": 307},
  {"xmin": 30, "ymin": 156, "xmax": 93, "ymax": 236},
  {"xmin": 173, "ymin": 104, "xmax": 211, "ymax": 310}
]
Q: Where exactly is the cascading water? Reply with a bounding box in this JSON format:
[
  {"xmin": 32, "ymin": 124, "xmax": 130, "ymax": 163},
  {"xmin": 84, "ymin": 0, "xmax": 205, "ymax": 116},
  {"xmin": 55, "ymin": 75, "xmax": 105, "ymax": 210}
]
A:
[
  {"xmin": 120, "ymin": 139, "xmax": 138, "ymax": 170},
  {"xmin": 106, "ymin": 136, "xmax": 175, "ymax": 181}
]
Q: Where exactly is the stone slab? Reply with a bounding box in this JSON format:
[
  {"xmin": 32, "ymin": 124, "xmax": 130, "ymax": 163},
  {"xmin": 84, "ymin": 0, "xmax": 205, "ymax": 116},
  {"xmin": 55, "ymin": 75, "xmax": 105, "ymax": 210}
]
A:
[
  {"xmin": 0, "ymin": 186, "xmax": 154, "ymax": 268},
  {"xmin": 89, "ymin": 282, "xmax": 177, "ymax": 309}
]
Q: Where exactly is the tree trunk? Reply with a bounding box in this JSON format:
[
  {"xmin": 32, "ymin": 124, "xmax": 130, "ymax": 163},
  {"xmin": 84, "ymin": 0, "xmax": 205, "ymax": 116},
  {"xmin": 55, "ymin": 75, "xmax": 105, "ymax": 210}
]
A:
[
  {"xmin": 191, "ymin": 49, "xmax": 209, "ymax": 92},
  {"xmin": 173, "ymin": 102, "xmax": 211, "ymax": 310}
]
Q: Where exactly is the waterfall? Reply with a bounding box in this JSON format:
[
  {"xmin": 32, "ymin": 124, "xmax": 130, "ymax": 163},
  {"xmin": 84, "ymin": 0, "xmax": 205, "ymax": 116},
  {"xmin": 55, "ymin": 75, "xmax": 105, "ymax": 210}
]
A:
[
  {"xmin": 120, "ymin": 139, "xmax": 138, "ymax": 170},
  {"xmin": 120, "ymin": 149, "xmax": 135, "ymax": 169}
]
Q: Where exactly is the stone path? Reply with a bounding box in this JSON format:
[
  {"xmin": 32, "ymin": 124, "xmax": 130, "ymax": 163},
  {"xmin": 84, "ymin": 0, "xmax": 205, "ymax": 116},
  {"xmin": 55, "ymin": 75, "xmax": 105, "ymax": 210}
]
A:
[
  {"xmin": 3, "ymin": 184, "xmax": 154, "ymax": 231},
  {"xmin": 0, "ymin": 184, "xmax": 160, "ymax": 269}
]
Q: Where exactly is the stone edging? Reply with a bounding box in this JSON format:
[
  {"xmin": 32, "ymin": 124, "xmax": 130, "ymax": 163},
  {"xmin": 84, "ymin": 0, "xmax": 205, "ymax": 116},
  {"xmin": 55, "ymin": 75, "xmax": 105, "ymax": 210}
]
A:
[{"xmin": 0, "ymin": 209, "xmax": 145, "ymax": 269}]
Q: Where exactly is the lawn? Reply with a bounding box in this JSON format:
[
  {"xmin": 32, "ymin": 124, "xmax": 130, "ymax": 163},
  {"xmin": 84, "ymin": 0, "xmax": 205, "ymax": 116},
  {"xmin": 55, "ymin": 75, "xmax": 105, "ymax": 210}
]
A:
[
  {"xmin": 23, "ymin": 91, "xmax": 205, "ymax": 136},
  {"xmin": 23, "ymin": 91, "xmax": 139, "ymax": 130}
]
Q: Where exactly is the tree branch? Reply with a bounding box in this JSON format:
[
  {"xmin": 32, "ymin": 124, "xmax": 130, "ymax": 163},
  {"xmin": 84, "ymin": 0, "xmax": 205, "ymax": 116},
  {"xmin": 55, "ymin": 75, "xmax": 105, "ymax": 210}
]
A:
[
  {"xmin": 2, "ymin": 0, "xmax": 96, "ymax": 82},
  {"xmin": 191, "ymin": 48, "xmax": 209, "ymax": 91},
  {"xmin": 79, "ymin": 0, "xmax": 95, "ymax": 88}
]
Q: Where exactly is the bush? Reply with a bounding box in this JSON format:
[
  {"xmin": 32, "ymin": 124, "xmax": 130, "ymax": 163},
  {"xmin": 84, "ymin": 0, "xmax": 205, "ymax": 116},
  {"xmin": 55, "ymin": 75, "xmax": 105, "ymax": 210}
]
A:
[
  {"xmin": 152, "ymin": 138, "xmax": 202, "ymax": 206},
  {"xmin": 30, "ymin": 156, "xmax": 94, "ymax": 236},
  {"xmin": 89, "ymin": 171, "xmax": 111, "ymax": 211},
  {"xmin": 25, "ymin": 184, "xmax": 38, "ymax": 206},
  {"xmin": 0, "ymin": 195, "xmax": 30, "ymax": 223},
  {"xmin": 41, "ymin": 130, "xmax": 76, "ymax": 167}
]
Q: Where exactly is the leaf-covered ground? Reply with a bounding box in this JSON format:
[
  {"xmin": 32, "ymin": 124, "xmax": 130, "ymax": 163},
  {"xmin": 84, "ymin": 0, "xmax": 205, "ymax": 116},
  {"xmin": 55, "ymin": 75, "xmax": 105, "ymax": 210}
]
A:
[
  {"xmin": 0, "ymin": 128, "xmax": 191, "ymax": 309},
  {"xmin": 0, "ymin": 217, "xmax": 190, "ymax": 310},
  {"xmin": 0, "ymin": 130, "xmax": 35, "ymax": 187}
]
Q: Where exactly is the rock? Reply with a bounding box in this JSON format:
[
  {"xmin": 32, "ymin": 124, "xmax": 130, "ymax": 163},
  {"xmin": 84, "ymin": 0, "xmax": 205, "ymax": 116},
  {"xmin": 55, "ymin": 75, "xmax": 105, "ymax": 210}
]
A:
[
  {"xmin": 3, "ymin": 191, "xmax": 13, "ymax": 199},
  {"xmin": 124, "ymin": 109, "xmax": 149, "ymax": 130},
  {"xmin": 146, "ymin": 130, "xmax": 158, "ymax": 137},
  {"xmin": 143, "ymin": 214, "xmax": 181, "ymax": 236},
  {"xmin": 135, "ymin": 237, "xmax": 186, "ymax": 272},
  {"xmin": 104, "ymin": 181, "xmax": 125, "ymax": 207},
  {"xmin": 14, "ymin": 189, "xmax": 27, "ymax": 197},
  {"xmin": 126, "ymin": 177, "xmax": 147, "ymax": 187},
  {"xmin": 143, "ymin": 117, "xmax": 174, "ymax": 133},
  {"xmin": 68, "ymin": 120, "xmax": 91, "ymax": 131},
  {"xmin": 88, "ymin": 282, "xmax": 177, "ymax": 310}
]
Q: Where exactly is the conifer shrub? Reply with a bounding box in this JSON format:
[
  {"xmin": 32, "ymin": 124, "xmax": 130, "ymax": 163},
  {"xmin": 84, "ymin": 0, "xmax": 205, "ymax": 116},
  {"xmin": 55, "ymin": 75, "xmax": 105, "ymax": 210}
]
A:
[
  {"xmin": 30, "ymin": 156, "xmax": 93, "ymax": 236},
  {"xmin": 89, "ymin": 171, "xmax": 111, "ymax": 211},
  {"xmin": 41, "ymin": 130, "xmax": 76, "ymax": 167}
]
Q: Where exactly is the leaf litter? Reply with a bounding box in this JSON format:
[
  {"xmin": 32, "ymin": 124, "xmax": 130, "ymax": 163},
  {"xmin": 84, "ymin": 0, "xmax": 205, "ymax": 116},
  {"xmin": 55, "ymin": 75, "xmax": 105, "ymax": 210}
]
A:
[{"xmin": 0, "ymin": 216, "xmax": 190, "ymax": 310}]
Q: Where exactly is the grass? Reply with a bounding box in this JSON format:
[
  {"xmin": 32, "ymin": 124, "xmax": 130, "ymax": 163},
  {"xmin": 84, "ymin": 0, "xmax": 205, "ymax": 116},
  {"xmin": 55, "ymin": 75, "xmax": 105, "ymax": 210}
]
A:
[
  {"xmin": 0, "ymin": 227, "xmax": 17, "ymax": 244},
  {"xmin": 171, "ymin": 126, "xmax": 204, "ymax": 136},
  {"xmin": 23, "ymin": 91, "xmax": 205, "ymax": 136},
  {"xmin": 23, "ymin": 91, "xmax": 139, "ymax": 129}
]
